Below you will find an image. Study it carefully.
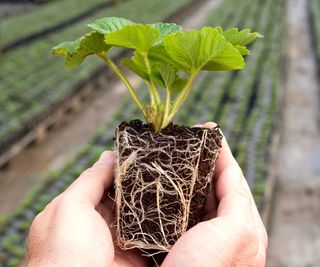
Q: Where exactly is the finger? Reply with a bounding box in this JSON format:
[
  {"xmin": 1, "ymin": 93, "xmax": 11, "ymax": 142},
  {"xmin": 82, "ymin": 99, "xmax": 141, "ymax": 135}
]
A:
[
  {"xmin": 201, "ymin": 122, "xmax": 238, "ymax": 215},
  {"xmin": 200, "ymin": 124, "xmax": 254, "ymax": 223},
  {"xmin": 203, "ymin": 123, "xmax": 266, "ymax": 243},
  {"xmin": 199, "ymin": 122, "xmax": 231, "ymax": 218},
  {"xmin": 236, "ymin": 174, "xmax": 268, "ymax": 247},
  {"xmin": 215, "ymin": 167, "xmax": 258, "ymax": 240},
  {"xmin": 248, "ymin": 188, "xmax": 268, "ymax": 247},
  {"xmin": 65, "ymin": 151, "xmax": 115, "ymax": 207},
  {"xmin": 202, "ymin": 122, "xmax": 217, "ymax": 128},
  {"xmin": 202, "ymin": 122, "xmax": 238, "ymax": 178},
  {"xmin": 252, "ymin": 200, "xmax": 268, "ymax": 248},
  {"xmin": 214, "ymin": 164, "xmax": 254, "ymax": 223}
]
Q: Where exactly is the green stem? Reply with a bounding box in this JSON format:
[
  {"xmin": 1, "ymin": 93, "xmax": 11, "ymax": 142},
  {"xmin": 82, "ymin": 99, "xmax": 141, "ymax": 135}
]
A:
[
  {"xmin": 147, "ymin": 82, "xmax": 155, "ymax": 106},
  {"xmin": 98, "ymin": 53, "xmax": 146, "ymax": 118},
  {"xmin": 150, "ymin": 82, "xmax": 161, "ymax": 105},
  {"xmin": 143, "ymin": 52, "xmax": 161, "ymax": 105},
  {"xmin": 161, "ymin": 87, "xmax": 171, "ymax": 129},
  {"xmin": 165, "ymin": 71, "xmax": 198, "ymax": 125}
]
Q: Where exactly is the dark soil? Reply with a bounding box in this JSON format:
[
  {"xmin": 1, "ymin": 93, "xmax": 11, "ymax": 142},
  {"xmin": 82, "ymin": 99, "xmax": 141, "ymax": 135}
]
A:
[{"xmin": 114, "ymin": 119, "xmax": 222, "ymax": 252}]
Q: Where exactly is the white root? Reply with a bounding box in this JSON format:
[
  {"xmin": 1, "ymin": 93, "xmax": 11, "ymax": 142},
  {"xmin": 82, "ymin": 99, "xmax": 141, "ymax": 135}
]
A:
[{"xmin": 114, "ymin": 123, "xmax": 221, "ymax": 253}]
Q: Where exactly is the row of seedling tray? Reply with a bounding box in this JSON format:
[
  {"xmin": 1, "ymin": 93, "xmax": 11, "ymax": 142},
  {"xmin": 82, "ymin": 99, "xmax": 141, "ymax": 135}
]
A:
[{"xmin": 0, "ymin": 0, "xmax": 196, "ymax": 157}]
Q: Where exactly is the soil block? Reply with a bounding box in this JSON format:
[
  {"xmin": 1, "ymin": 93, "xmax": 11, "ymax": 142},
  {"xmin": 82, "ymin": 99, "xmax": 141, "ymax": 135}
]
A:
[{"xmin": 114, "ymin": 119, "xmax": 222, "ymax": 252}]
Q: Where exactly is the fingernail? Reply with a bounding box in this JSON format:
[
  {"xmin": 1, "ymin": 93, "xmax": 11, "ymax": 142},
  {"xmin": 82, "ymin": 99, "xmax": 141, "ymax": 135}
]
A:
[
  {"xmin": 203, "ymin": 122, "xmax": 217, "ymax": 128},
  {"xmin": 98, "ymin": 151, "xmax": 115, "ymax": 164}
]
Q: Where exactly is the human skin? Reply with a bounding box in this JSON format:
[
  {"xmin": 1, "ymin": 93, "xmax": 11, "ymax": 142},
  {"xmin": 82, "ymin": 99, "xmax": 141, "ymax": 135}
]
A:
[{"xmin": 27, "ymin": 122, "xmax": 267, "ymax": 267}]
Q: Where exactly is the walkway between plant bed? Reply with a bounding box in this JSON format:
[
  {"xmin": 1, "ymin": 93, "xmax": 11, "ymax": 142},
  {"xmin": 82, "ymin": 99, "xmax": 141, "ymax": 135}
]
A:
[
  {"xmin": 267, "ymin": 0, "xmax": 320, "ymax": 266},
  {"xmin": 0, "ymin": 3, "xmax": 36, "ymax": 18},
  {"xmin": 0, "ymin": 0, "xmax": 221, "ymax": 215}
]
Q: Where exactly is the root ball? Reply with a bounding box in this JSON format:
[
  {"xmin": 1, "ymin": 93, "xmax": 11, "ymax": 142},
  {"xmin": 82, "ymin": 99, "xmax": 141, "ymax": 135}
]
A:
[{"xmin": 114, "ymin": 120, "xmax": 222, "ymax": 252}]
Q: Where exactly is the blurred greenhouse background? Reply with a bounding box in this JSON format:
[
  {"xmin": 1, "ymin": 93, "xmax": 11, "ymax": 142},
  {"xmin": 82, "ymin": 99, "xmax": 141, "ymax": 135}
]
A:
[{"xmin": 0, "ymin": 0, "xmax": 319, "ymax": 266}]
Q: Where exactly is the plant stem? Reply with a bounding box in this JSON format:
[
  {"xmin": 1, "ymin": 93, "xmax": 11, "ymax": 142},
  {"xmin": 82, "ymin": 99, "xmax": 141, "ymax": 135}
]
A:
[
  {"xmin": 98, "ymin": 53, "xmax": 146, "ymax": 118},
  {"xmin": 143, "ymin": 52, "xmax": 161, "ymax": 105},
  {"xmin": 164, "ymin": 71, "xmax": 198, "ymax": 126},
  {"xmin": 147, "ymin": 83, "xmax": 155, "ymax": 106},
  {"xmin": 161, "ymin": 87, "xmax": 171, "ymax": 129}
]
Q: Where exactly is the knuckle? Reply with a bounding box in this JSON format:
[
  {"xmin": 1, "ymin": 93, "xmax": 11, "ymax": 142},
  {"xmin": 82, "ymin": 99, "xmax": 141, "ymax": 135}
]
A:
[
  {"xmin": 36, "ymin": 194, "xmax": 63, "ymax": 216},
  {"xmin": 30, "ymin": 212, "xmax": 42, "ymax": 229},
  {"xmin": 28, "ymin": 211, "xmax": 45, "ymax": 237},
  {"xmin": 80, "ymin": 166, "xmax": 96, "ymax": 178},
  {"xmin": 236, "ymin": 224, "xmax": 260, "ymax": 261},
  {"xmin": 55, "ymin": 193, "xmax": 78, "ymax": 211},
  {"xmin": 236, "ymin": 222, "xmax": 257, "ymax": 244},
  {"xmin": 45, "ymin": 195, "xmax": 61, "ymax": 210}
]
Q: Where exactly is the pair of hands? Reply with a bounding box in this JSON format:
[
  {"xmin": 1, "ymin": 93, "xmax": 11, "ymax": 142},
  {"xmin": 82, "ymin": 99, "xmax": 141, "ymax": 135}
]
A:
[{"xmin": 27, "ymin": 122, "xmax": 267, "ymax": 267}]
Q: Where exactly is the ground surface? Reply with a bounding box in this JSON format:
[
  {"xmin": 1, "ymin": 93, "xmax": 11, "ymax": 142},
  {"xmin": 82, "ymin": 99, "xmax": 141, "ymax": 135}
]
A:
[
  {"xmin": 0, "ymin": 0, "xmax": 220, "ymax": 214},
  {"xmin": 267, "ymin": 0, "xmax": 320, "ymax": 266}
]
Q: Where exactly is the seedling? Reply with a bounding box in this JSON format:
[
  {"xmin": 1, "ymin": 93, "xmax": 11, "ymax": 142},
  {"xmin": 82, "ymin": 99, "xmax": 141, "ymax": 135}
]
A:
[
  {"xmin": 53, "ymin": 17, "xmax": 261, "ymax": 131},
  {"xmin": 53, "ymin": 17, "xmax": 261, "ymax": 253}
]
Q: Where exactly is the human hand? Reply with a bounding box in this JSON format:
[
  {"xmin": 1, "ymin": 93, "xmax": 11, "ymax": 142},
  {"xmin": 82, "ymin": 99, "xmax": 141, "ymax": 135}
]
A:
[
  {"xmin": 27, "ymin": 151, "xmax": 148, "ymax": 267},
  {"xmin": 27, "ymin": 123, "xmax": 267, "ymax": 267},
  {"xmin": 161, "ymin": 122, "xmax": 268, "ymax": 267}
]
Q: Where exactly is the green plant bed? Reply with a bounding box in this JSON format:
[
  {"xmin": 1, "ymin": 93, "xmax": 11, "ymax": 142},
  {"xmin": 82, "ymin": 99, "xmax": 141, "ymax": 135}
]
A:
[
  {"xmin": 0, "ymin": 0, "xmax": 195, "ymax": 157},
  {"xmin": 1, "ymin": 0, "xmax": 115, "ymax": 50}
]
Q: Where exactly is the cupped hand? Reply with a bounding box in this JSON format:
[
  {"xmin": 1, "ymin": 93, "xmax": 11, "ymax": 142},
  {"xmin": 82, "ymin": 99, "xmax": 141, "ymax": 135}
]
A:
[
  {"xmin": 27, "ymin": 122, "xmax": 268, "ymax": 267},
  {"xmin": 161, "ymin": 122, "xmax": 268, "ymax": 267},
  {"xmin": 27, "ymin": 151, "xmax": 148, "ymax": 267}
]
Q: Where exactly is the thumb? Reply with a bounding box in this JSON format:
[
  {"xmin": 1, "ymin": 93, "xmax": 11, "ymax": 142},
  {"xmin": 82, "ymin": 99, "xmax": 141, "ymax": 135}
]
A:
[{"xmin": 65, "ymin": 151, "xmax": 115, "ymax": 207}]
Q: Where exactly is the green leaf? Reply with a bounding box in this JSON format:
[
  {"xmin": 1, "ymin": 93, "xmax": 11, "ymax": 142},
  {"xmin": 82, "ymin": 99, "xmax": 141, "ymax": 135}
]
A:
[
  {"xmin": 148, "ymin": 44, "xmax": 182, "ymax": 69},
  {"xmin": 121, "ymin": 51, "xmax": 149, "ymax": 80},
  {"xmin": 234, "ymin": 45, "xmax": 250, "ymax": 55},
  {"xmin": 122, "ymin": 50, "xmax": 178, "ymax": 87},
  {"xmin": 213, "ymin": 26, "xmax": 223, "ymax": 34},
  {"xmin": 171, "ymin": 77, "xmax": 188, "ymax": 93},
  {"xmin": 52, "ymin": 41, "xmax": 79, "ymax": 55},
  {"xmin": 202, "ymin": 42, "xmax": 245, "ymax": 71},
  {"xmin": 152, "ymin": 63, "xmax": 177, "ymax": 88},
  {"xmin": 151, "ymin": 22, "xmax": 182, "ymax": 43},
  {"xmin": 105, "ymin": 24, "xmax": 160, "ymax": 52},
  {"xmin": 162, "ymin": 27, "xmax": 244, "ymax": 72},
  {"xmin": 52, "ymin": 32, "xmax": 110, "ymax": 68},
  {"xmin": 222, "ymin": 28, "xmax": 262, "ymax": 55},
  {"xmin": 87, "ymin": 17, "xmax": 134, "ymax": 35},
  {"xmin": 223, "ymin": 28, "xmax": 262, "ymax": 45},
  {"xmin": 81, "ymin": 31, "xmax": 110, "ymax": 53}
]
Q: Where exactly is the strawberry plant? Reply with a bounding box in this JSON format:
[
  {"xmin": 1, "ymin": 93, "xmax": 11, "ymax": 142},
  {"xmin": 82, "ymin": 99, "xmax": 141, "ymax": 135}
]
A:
[
  {"xmin": 53, "ymin": 16, "xmax": 261, "ymax": 252},
  {"xmin": 53, "ymin": 17, "xmax": 261, "ymax": 131}
]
